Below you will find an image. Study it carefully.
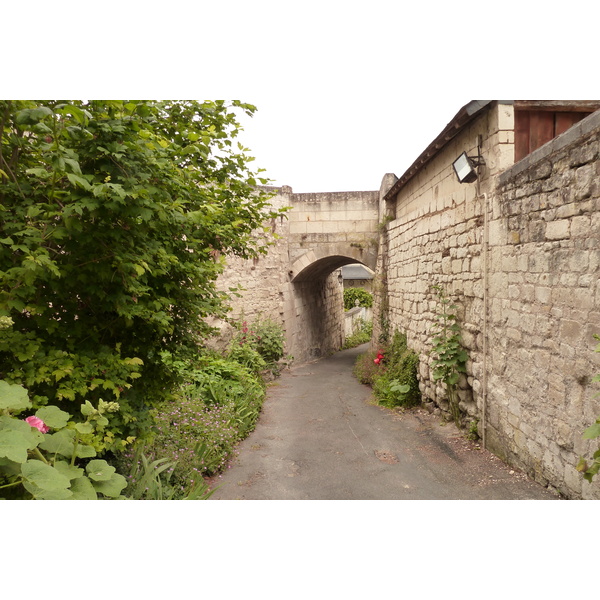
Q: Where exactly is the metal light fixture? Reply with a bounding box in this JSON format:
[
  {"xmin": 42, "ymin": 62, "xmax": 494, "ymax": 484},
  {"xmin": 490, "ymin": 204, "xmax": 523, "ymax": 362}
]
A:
[
  {"xmin": 452, "ymin": 136, "xmax": 486, "ymax": 184},
  {"xmin": 453, "ymin": 152, "xmax": 479, "ymax": 183}
]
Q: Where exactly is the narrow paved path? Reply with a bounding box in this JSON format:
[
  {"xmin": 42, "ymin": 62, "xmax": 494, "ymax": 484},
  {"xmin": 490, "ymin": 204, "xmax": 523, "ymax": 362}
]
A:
[{"xmin": 209, "ymin": 344, "xmax": 558, "ymax": 500}]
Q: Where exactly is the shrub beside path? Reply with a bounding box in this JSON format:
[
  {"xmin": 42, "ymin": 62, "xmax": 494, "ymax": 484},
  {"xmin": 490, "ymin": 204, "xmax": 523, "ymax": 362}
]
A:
[{"xmin": 208, "ymin": 344, "xmax": 558, "ymax": 500}]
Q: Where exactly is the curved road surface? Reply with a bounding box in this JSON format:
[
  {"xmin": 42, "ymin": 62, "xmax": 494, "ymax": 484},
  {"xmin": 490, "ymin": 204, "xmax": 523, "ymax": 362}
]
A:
[{"xmin": 209, "ymin": 344, "xmax": 558, "ymax": 500}]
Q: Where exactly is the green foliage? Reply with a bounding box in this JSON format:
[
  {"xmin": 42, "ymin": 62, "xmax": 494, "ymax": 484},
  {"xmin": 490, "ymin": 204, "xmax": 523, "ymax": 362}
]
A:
[
  {"xmin": 353, "ymin": 331, "xmax": 420, "ymax": 409},
  {"xmin": 576, "ymin": 335, "xmax": 600, "ymax": 482},
  {"xmin": 429, "ymin": 285, "xmax": 468, "ymax": 425},
  {"xmin": 122, "ymin": 350, "xmax": 268, "ymax": 495},
  {"xmin": 343, "ymin": 287, "xmax": 373, "ymax": 310},
  {"xmin": 0, "ymin": 381, "xmax": 127, "ymax": 499},
  {"xmin": 343, "ymin": 319, "xmax": 373, "ymax": 349},
  {"xmin": 122, "ymin": 448, "xmax": 215, "ymax": 500},
  {"xmin": 229, "ymin": 317, "xmax": 285, "ymax": 367},
  {"xmin": 372, "ymin": 331, "xmax": 420, "ymax": 409},
  {"xmin": 0, "ymin": 100, "xmax": 286, "ymax": 446},
  {"xmin": 227, "ymin": 342, "xmax": 267, "ymax": 375},
  {"xmin": 467, "ymin": 420, "xmax": 480, "ymax": 441}
]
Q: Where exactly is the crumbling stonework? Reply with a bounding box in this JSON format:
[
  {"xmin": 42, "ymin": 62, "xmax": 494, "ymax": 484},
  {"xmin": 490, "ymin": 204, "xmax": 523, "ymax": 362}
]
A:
[
  {"xmin": 485, "ymin": 115, "xmax": 600, "ymax": 498},
  {"xmin": 375, "ymin": 104, "xmax": 600, "ymax": 499}
]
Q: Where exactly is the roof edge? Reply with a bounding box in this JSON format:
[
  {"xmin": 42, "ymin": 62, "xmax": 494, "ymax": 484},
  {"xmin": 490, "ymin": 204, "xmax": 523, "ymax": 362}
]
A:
[{"xmin": 383, "ymin": 100, "xmax": 497, "ymax": 202}]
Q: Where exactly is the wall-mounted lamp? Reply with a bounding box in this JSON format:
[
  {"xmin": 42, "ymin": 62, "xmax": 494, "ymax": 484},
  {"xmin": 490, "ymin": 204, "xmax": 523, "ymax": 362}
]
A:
[
  {"xmin": 452, "ymin": 136, "xmax": 486, "ymax": 184},
  {"xmin": 337, "ymin": 270, "xmax": 344, "ymax": 285}
]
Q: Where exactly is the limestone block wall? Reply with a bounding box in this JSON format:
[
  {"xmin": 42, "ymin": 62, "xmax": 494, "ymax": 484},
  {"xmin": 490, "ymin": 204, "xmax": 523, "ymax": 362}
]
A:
[
  {"xmin": 285, "ymin": 273, "xmax": 345, "ymax": 361},
  {"xmin": 374, "ymin": 103, "xmax": 514, "ymax": 422},
  {"xmin": 486, "ymin": 112, "xmax": 600, "ymax": 499},
  {"xmin": 375, "ymin": 104, "xmax": 600, "ymax": 498},
  {"xmin": 209, "ymin": 189, "xmax": 291, "ymax": 350},
  {"xmin": 288, "ymin": 190, "xmax": 379, "ymax": 271}
]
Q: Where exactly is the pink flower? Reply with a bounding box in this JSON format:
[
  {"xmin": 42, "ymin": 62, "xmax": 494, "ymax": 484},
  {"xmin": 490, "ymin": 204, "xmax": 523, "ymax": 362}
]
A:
[
  {"xmin": 24, "ymin": 416, "xmax": 50, "ymax": 433},
  {"xmin": 374, "ymin": 358, "xmax": 380, "ymax": 365}
]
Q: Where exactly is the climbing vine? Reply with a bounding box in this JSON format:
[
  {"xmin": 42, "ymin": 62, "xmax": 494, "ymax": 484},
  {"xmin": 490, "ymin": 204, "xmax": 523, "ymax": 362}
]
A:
[{"xmin": 429, "ymin": 285, "xmax": 469, "ymax": 426}]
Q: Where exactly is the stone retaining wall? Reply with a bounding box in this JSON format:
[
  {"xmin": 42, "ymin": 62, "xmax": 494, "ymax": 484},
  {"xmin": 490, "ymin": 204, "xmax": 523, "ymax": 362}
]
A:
[
  {"xmin": 375, "ymin": 105, "xmax": 600, "ymax": 498},
  {"xmin": 485, "ymin": 112, "xmax": 600, "ymax": 498}
]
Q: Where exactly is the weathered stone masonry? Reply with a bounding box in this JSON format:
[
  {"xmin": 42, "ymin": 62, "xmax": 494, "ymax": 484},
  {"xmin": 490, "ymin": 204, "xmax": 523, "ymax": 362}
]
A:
[
  {"xmin": 485, "ymin": 114, "xmax": 600, "ymax": 499},
  {"xmin": 375, "ymin": 103, "xmax": 600, "ymax": 499}
]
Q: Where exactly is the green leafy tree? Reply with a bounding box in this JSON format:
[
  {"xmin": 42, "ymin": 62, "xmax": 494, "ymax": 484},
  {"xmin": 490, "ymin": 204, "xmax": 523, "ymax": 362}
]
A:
[
  {"xmin": 343, "ymin": 287, "xmax": 373, "ymax": 310},
  {"xmin": 0, "ymin": 100, "xmax": 285, "ymax": 448}
]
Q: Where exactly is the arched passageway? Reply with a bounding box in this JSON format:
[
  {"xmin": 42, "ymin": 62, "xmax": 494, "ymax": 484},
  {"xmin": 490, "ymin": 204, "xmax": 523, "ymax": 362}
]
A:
[{"xmin": 285, "ymin": 255, "xmax": 372, "ymax": 362}]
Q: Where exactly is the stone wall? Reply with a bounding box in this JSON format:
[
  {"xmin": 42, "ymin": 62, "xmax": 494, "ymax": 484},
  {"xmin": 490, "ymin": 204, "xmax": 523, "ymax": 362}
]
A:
[
  {"xmin": 344, "ymin": 305, "xmax": 373, "ymax": 337},
  {"xmin": 373, "ymin": 103, "xmax": 514, "ymax": 420},
  {"xmin": 208, "ymin": 189, "xmax": 291, "ymax": 350},
  {"xmin": 486, "ymin": 112, "xmax": 600, "ymax": 499},
  {"xmin": 213, "ymin": 187, "xmax": 377, "ymax": 363},
  {"xmin": 375, "ymin": 104, "xmax": 600, "ymax": 498}
]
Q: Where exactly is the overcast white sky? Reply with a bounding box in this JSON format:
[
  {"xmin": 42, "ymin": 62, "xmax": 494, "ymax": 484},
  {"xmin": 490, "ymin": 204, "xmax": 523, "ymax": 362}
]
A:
[
  {"xmin": 235, "ymin": 95, "xmax": 470, "ymax": 193},
  {"xmin": 5, "ymin": 1, "xmax": 598, "ymax": 196}
]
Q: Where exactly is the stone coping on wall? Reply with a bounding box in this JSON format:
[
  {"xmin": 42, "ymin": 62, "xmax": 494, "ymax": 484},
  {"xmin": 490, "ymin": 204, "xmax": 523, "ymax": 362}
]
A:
[{"xmin": 499, "ymin": 109, "xmax": 600, "ymax": 184}]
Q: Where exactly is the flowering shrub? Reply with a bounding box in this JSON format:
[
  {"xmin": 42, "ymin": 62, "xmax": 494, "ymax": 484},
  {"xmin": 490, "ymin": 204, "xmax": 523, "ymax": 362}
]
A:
[
  {"xmin": 353, "ymin": 350, "xmax": 383, "ymax": 385},
  {"xmin": 118, "ymin": 349, "xmax": 268, "ymax": 498},
  {"xmin": 0, "ymin": 380, "xmax": 128, "ymax": 499},
  {"xmin": 352, "ymin": 331, "xmax": 420, "ymax": 409},
  {"xmin": 372, "ymin": 331, "xmax": 420, "ymax": 409}
]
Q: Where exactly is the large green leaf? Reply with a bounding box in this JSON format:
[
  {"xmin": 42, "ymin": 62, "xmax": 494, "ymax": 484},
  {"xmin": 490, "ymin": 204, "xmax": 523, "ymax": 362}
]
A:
[
  {"xmin": 69, "ymin": 476, "xmax": 98, "ymax": 500},
  {"xmin": 15, "ymin": 106, "xmax": 53, "ymax": 125},
  {"xmin": 76, "ymin": 443, "xmax": 97, "ymax": 459},
  {"xmin": 53, "ymin": 460, "xmax": 84, "ymax": 481},
  {"xmin": 92, "ymin": 472, "xmax": 127, "ymax": 498},
  {"xmin": 74, "ymin": 422, "xmax": 93, "ymax": 435},
  {"xmin": 35, "ymin": 406, "xmax": 70, "ymax": 429},
  {"xmin": 0, "ymin": 418, "xmax": 43, "ymax": 463},
  {"xmin": 22, "ymin": 480, "xmax": 74, "ymax": 500},
  {"xmin": 86, "ymin": 459, "xmax": 116, "ymax": 481},
  {"xmin": 39, "ymin": 429, "xmax": 76, "ymax": 458},
  {"xmin": 21, "ymin": 460, "xmax": 72, "ymax": 491},
  {"xmin": 0, "ymin": 430, "xmax": 36, "ymax": 463},
  {"xmin": 0, "ymin": 381, "xmax": 31, "ymax": 412}
]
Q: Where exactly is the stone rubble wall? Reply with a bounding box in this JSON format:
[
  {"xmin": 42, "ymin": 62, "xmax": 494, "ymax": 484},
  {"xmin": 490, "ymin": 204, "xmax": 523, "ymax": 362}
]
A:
[
  {"xmin": 373, "ymin": 104, "xmax": 512, "ymax": 421},
  {"xmin": 374, "ymin": 104, "xmax": 600, "ymax": 498},
  {"xmin": 486, "ymin": 113, "xmax": 600, "ymax": 499}
]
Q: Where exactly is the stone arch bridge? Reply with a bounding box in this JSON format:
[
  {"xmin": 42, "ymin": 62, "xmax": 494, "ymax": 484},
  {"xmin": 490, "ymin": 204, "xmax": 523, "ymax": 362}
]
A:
[{"xmin": 217, "ymin": 185, "xmax": 384, "ymax": 363}]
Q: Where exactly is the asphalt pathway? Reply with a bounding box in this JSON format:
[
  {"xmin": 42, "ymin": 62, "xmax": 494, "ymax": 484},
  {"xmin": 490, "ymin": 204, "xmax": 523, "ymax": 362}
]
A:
[{"xmin": 209, "ymin": 344, "xmax": 558, "ymax": 500}]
